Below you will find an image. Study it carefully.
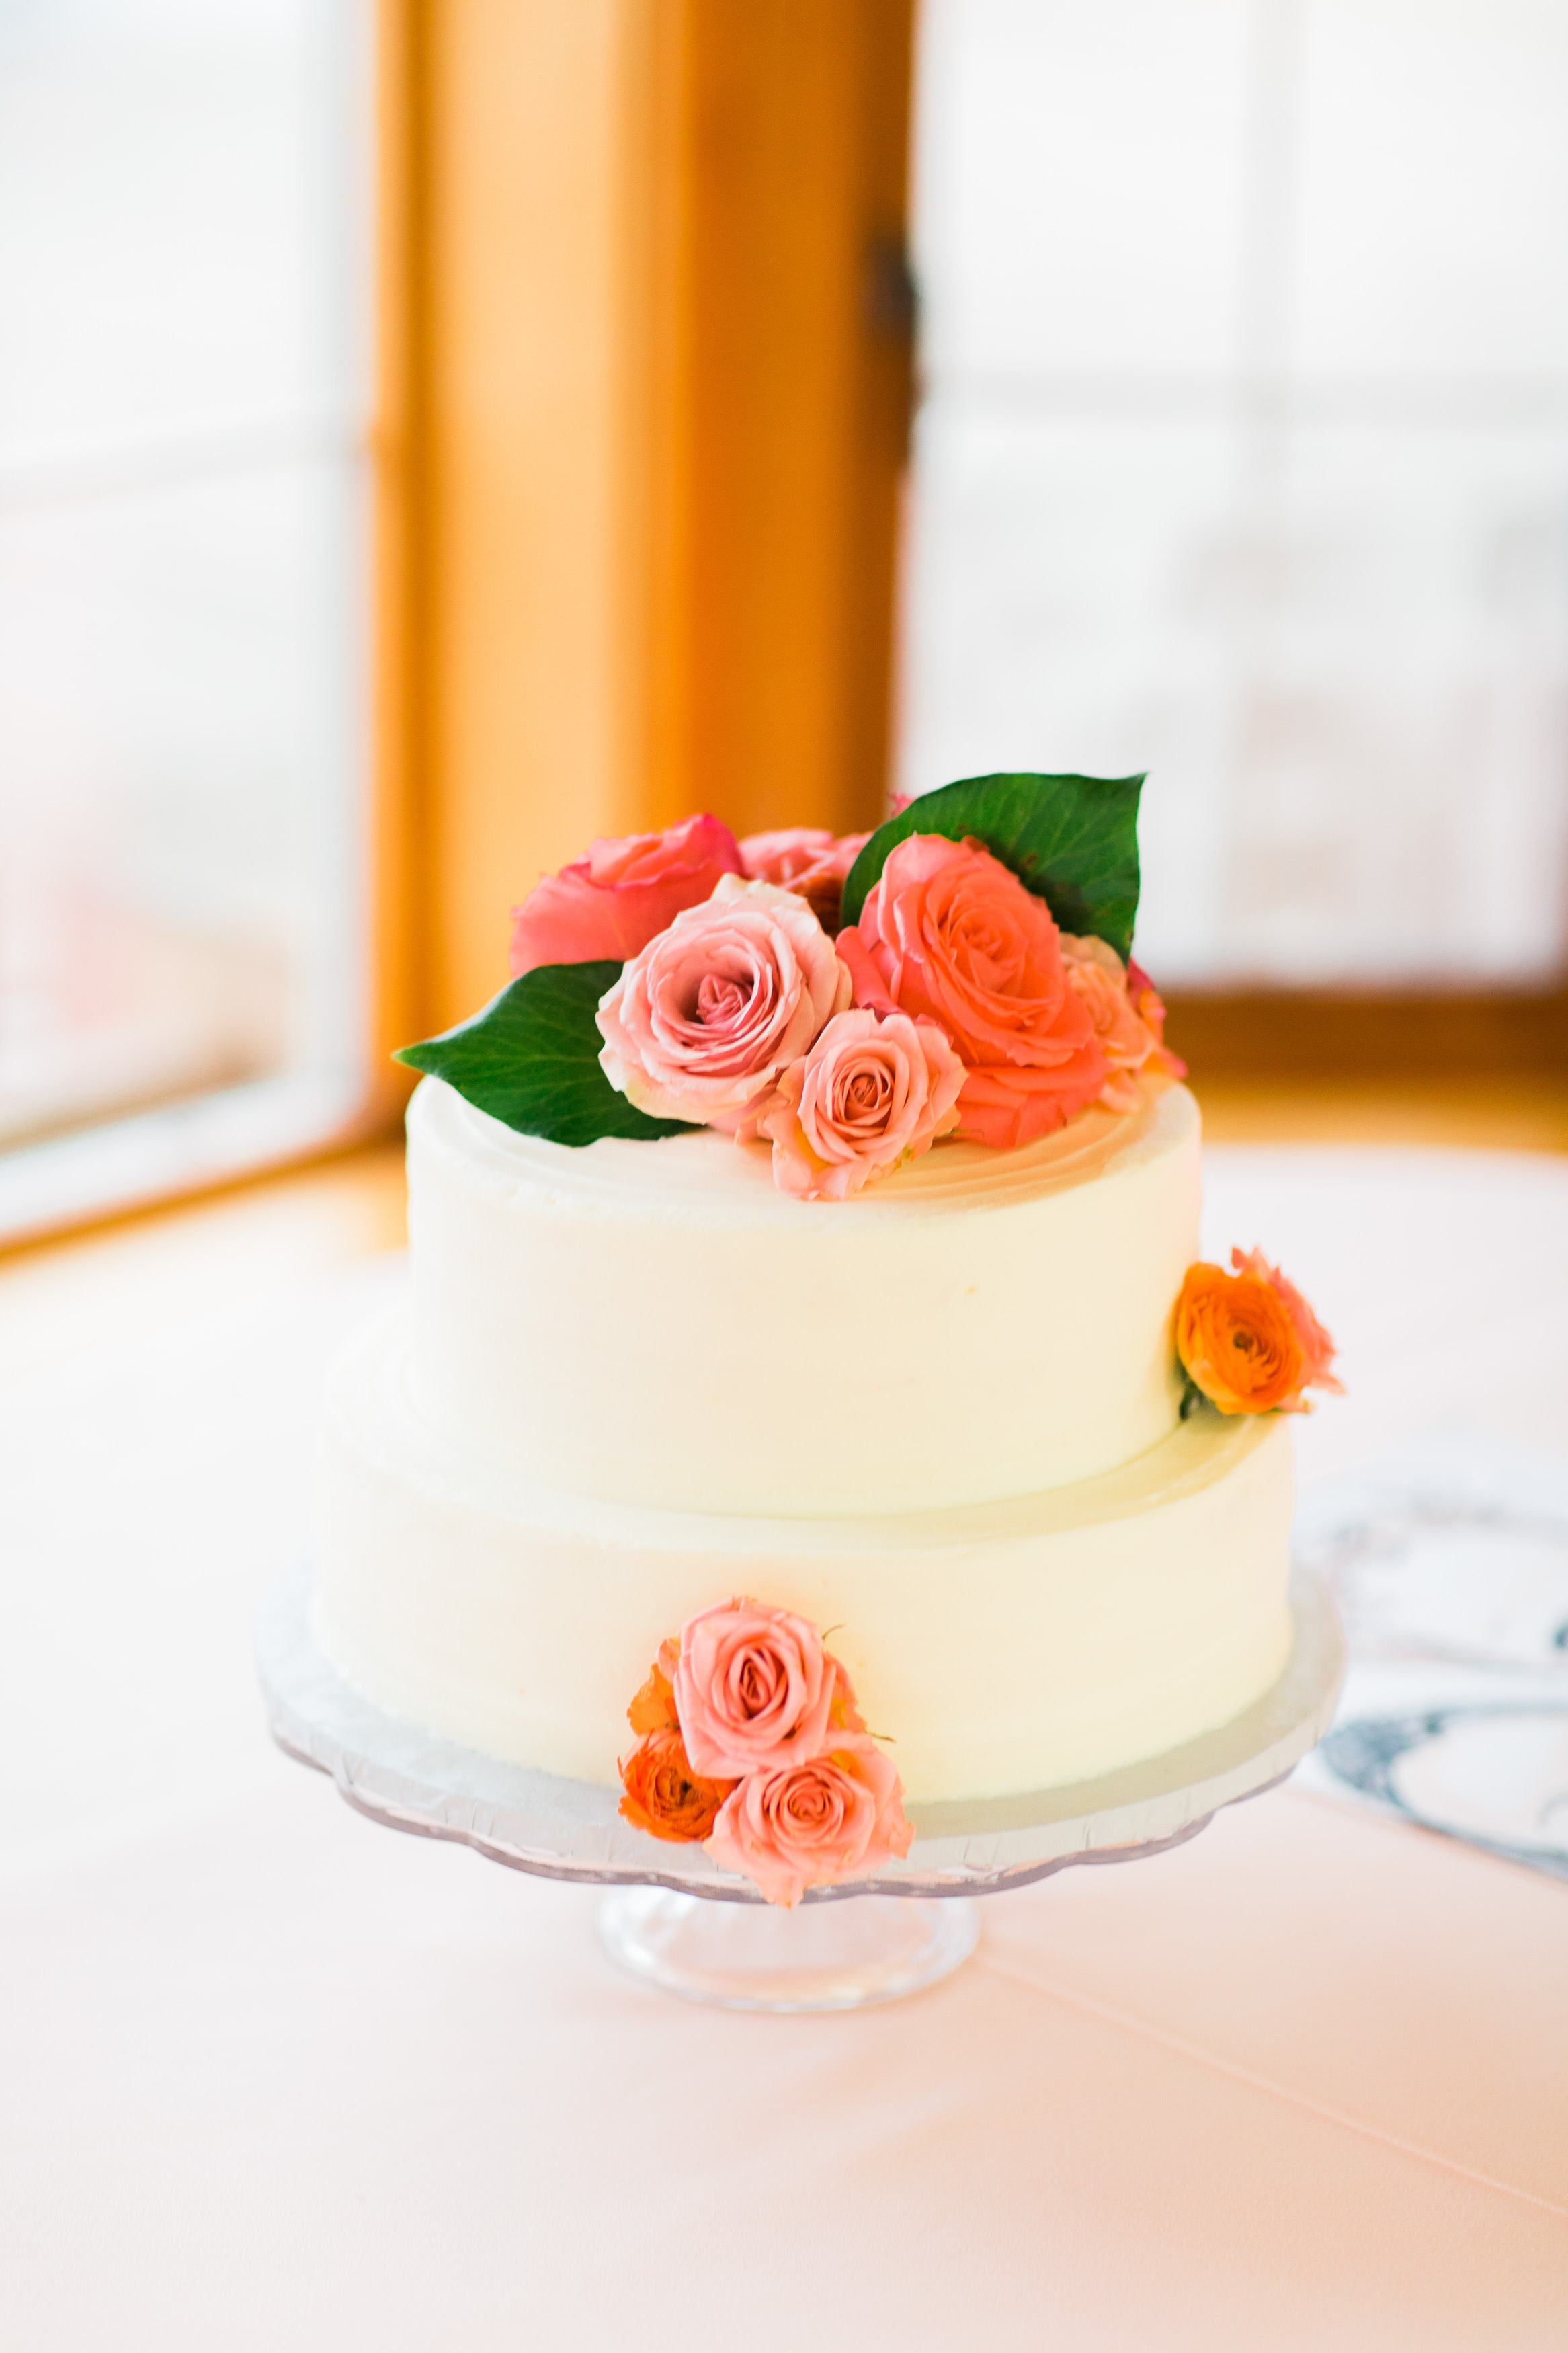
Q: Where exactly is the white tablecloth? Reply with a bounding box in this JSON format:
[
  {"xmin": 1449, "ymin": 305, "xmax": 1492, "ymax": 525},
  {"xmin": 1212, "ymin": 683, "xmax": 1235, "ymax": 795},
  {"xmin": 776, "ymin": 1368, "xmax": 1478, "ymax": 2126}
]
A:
[{"xmin": 3, "ymin": 1144, "xmax": 1567, "ymax": 2348}]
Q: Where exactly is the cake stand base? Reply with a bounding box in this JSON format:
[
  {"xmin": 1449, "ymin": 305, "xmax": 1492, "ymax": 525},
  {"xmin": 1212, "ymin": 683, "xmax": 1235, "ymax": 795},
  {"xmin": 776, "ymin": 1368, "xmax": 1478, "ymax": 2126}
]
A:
[{"xmin": 599, "ymin": 1886, "xmax": 981, "ymax": 2011}]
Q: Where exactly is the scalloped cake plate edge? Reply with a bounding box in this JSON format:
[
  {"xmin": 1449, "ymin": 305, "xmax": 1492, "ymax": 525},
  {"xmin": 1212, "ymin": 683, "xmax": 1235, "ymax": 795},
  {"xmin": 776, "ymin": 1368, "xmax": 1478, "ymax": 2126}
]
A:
[{"xmin": 256, "ymin": 1560, "xmax": 1344, "ymax": 1902}]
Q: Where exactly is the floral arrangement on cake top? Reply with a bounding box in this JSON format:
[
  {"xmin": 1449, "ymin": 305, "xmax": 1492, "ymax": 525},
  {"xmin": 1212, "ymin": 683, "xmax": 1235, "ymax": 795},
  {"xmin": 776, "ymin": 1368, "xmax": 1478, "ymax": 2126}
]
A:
[
  {"xmin": 1175, "ymin": 1248, "xmax": 1344, "ymax": 1417},
  {"xmin": 396, "ymin": 772, "xmax": 1185, "ymax": 1200},
  {"xmin": 617, "ymin": 1597, "xmax": 913, "ymax": 1906}
]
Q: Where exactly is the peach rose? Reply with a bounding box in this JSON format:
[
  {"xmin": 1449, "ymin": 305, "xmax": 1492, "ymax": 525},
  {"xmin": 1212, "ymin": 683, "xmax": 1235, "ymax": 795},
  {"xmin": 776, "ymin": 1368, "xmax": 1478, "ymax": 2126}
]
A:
[
  {"xmin": 827, "ymin": 1659, "xmax": 866, "ymax": 1735},
  {"xmin": 509, "ymin": 813, "xmax": 743, "ymax": 975},
  {"xmin": 1126, "ymin": 953, "xmax": 1184, "ymax": 1076},
  {"xmin": 1059, "ymin": 932, "xmax": 1173, "ymax": 1113},
  {"xmin": 757, "ymin": 1008, "xmax": 964, "ymax": 1200},
  {"xmin": 1175, "ymin": 1253, "xmax": 1339, "ymax": 1416},
  {"xmin": 597, "ymin": 875, "xmax": 850, "ymax": 1130},
  {"xmin": 837, "ymin": 835, "xmax": 1106, "ymax": 1150},
  {"xmin": 673, "ymin": 1596, "xmax": 837, "ymax": 1778},
  {"xmin": 705, "ymin": 1737, "xmax": 915, "ymax": 1907},
  {"xmin": 738, "ymin": 828, "xmax": 871, "ymax": 932},
  {"xmin": 618, "ymin": 1729, "xmax": 737, "ymax": 1844},
  {"xmin": 1231, "ymin": 1247, "xmax": 1344, "ymax": 1398}
]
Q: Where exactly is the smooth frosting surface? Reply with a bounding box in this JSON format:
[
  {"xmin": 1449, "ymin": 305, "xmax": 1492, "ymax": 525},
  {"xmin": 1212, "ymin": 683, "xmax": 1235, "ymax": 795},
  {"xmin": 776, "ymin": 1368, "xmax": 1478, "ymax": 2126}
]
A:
[
  {"xmin": 406, "ymin": 1072, "xmax": 1202, "ymax": 1517},
  {"xmin": 317, "ymin": 1308, "xmax": 1294, "ymax": 1804}
]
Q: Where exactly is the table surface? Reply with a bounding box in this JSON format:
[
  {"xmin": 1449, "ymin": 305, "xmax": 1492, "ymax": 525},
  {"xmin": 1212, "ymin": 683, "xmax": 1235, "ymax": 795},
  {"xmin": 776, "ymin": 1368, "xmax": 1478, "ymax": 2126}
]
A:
[{"xmin": 3, "ymin": 1138, "xmax": 1567, "ymax": 2350}]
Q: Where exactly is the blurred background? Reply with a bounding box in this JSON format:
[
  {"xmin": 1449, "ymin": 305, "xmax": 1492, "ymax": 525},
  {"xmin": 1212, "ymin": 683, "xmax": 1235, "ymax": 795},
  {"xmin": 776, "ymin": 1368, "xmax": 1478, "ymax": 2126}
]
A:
[
  {"xmin": 905, "ymin": 0, "xmax": 1568, "ymax": 993},
  {"xmin": 2, "ymin": 0, "xmax": 1566, "ymax": 1246},
  {"xmin": 0, "ymin": 0, "xmax": 374, "ymax": 1235}
]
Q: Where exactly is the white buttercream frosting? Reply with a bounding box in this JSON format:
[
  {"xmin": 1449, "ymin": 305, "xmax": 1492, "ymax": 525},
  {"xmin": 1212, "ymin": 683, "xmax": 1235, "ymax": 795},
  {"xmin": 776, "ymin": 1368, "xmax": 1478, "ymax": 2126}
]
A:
[
  {"xmin": 406, "ymin": 1072, "xmax": 1202, "ymax": 1517},
  {"xmin": 316, "ymin": 1306, "xmax": 1294, "ymax": 1804}
]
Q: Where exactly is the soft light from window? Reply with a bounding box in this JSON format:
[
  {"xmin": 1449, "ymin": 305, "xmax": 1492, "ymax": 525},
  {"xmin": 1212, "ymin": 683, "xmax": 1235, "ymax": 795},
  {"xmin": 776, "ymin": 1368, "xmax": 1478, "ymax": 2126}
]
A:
[
  {"xmin": 901, "ymin": 0, "xmax": 1568, "ymax": 986},
  {"xmin": 0, "ymin": 0, "xmax": 373, "ymax": 1237}
]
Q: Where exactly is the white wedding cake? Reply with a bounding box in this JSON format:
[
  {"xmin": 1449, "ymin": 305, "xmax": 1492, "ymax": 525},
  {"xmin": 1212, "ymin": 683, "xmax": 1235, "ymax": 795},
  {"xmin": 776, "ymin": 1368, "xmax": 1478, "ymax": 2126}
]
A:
[{"xmin": 311, "ymin": 778, "xmax": 1337, "ymax": 1891}]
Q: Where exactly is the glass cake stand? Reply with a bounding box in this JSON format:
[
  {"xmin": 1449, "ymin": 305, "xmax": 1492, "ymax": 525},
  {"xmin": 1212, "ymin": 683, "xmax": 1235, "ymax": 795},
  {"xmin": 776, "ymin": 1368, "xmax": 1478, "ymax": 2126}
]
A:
[{"xmin": 256, "ymin": 1560, "xmax": 1345, "ymax": 2012}]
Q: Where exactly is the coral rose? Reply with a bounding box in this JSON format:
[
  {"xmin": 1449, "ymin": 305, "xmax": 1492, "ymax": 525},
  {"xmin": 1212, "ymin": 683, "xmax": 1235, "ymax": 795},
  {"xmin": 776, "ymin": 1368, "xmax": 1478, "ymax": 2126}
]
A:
[
  {"xmin": 1177, "ymin": 1258, "xmax": 1333, "ymax": 1415},
  {"xmin": 509, "ymin": 813, "xmax": 743, "ymax": 975},
  {"xmin": 837, "ymin": 835, "xmax": 1106, "ymax": 1149},
  {"xmin": 1231, "ymin": 1247, "xmax": 1344, "ymax": 1398},
  {"xmin": 758, "ymin": 1007, "xmax": 964, "ymax": 1200},
  {"xmin": 738, "ymin": 828, "xmax": 871, "ymax": 932},
  {"xmin": 705, "ymin": 1737, "xmax": 915, "ymax": 1907},
  {"xmin": 596, "ymin": 875, "xmax": 850, "ymax": 1130},
  {"xmin": 619, "ymin": 1729, "xmax": 737, "ymax": 1844},
  {"xmin": 673, "ymin": 1596, "xmax": 837, "ymax": 1778}
]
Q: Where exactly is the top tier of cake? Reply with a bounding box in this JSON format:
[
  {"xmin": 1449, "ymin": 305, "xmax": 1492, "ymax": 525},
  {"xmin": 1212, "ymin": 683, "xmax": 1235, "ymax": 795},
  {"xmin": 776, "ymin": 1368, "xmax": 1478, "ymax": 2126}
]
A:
[{"xmin": 405, "ymin": 1071, "xmax": 1200, "ymax": 1518}]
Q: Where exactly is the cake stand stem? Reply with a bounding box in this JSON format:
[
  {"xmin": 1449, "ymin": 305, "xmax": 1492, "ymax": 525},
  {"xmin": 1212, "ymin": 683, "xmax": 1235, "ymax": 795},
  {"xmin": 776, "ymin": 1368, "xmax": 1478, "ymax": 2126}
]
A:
[{"xmin": 597, "ymin": 1886, "xmax": 979, "ymax": 2011}]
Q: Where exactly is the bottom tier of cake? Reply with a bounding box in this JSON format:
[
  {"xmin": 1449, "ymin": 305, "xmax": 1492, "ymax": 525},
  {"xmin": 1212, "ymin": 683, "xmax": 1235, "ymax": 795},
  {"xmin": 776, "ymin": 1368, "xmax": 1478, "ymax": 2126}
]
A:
[{"xmin": 314, "ymin": 1308, "xmax": 1295, "ymax": 1805}]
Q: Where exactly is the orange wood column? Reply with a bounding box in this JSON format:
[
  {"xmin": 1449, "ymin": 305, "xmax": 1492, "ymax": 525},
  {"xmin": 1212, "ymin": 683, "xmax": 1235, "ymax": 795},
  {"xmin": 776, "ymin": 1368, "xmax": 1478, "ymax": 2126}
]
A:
[
  {"xmin": 389, "ymin": 0, "xmax": 915, "ymax": 1037},
  {"xmin": 365, "ymin": 0, "xmax": 423, "ymax": 1115},
  {"xmin": 655, "ymin": 0, "xmax": 916, "ymax": 846}
]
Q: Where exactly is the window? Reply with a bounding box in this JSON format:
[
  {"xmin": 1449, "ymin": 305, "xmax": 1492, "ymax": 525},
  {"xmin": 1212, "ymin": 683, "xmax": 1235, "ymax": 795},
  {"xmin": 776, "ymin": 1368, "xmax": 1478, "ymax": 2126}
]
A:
[
  {"xmin": 901, "ymin": 0, "xmax": 1568, "ymax": 986},
  {"xmin": 0, "ymin": 0, "xmax": 374, "ymax": 1237}
]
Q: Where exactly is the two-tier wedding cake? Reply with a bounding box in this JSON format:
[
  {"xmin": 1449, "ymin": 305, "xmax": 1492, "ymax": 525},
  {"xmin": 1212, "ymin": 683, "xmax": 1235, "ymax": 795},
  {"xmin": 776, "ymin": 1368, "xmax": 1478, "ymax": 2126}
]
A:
[{"xmin": 313, "ymin": 775, "xmax": 1339, "ymax": 1904}]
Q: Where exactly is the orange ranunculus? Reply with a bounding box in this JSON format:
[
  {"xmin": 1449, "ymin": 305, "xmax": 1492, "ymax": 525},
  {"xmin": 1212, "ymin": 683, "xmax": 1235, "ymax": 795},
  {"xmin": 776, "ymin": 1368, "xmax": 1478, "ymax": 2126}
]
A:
[
  {"xmin": 1229, "ymin": 1246, "xmax": 1344, "ymax": 1398},
  {"xmin": 618, "ymin": 1730, "xmax": 737, "ymax": 1843},
  {"xmin": 1175, "ymin": 1261, "xmax": 1308, "ymax": 1415},
  {"xmin": 626, "ymin": 1657, "xmax": 678, "ymax": 1735}
]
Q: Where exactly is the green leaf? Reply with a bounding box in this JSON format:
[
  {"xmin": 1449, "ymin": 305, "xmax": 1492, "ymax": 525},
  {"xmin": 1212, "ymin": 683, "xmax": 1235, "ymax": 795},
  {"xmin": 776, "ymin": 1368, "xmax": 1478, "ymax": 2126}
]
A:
[
  {"xmin": 839, "ymin": 772, "xmax": 1145, "ymax": 958},
  {"xmin": 395, "ymin": 961, "xmax": 700, "ymax": 1147},
  {"xmin": 1179, "ymin": 1371, "xmax": 1208, "ymax": 1421}
]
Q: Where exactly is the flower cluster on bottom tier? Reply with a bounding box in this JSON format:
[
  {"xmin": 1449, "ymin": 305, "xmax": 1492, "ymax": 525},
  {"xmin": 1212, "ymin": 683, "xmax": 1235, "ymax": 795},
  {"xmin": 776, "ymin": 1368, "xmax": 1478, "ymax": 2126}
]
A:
[{"xmin": 618, "ymin": 1598, "xmax": 913, "ymax": 1906}]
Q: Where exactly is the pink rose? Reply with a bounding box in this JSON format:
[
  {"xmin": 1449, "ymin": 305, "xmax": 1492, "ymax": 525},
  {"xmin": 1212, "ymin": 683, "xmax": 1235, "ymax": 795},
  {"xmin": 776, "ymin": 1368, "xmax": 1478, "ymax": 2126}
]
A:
[
  {"xmin": 1060, "ymin": 932, "xmax": 1169, "ymax": 1113},
  {"xmin": 508, "ymin": 813, "xmax": 743, "ymax": 975},
  {"xmin": 738, "ymin": 828, "xmax": 870, "ymax": 932},
  {"xmin": 596, "ymin": 876, "xmax": 850, "ymax": 1130},
  {"xmin": 1230, "ymin": 1246, "xmax": 1345, "ymax": 1397},
  {"xmin": 706, "ymin": 1737, "xmax": 915, "ymax": 1907},
  {"xmin": 837, "ymin": 835, "xmax": 1106, "ymax": 1150},
  {"xmin": 758, "ymin": 1008, "xmax": 964, "ymax": 1200},
  {"xmin": 673, "ymin": 1597, "xmax": 835, "ymax": 1778}
]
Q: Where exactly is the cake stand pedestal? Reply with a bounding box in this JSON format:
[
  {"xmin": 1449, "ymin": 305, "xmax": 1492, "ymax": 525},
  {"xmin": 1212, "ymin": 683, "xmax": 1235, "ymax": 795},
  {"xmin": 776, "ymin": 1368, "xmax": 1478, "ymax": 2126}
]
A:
[
  {"xmin": 257, "ymin": 1562, "xmax": 1344, "ymax": 2012},
  {"xmin": 598, "ymin": 1886, "xmax": 981, "ymax": 2009}
]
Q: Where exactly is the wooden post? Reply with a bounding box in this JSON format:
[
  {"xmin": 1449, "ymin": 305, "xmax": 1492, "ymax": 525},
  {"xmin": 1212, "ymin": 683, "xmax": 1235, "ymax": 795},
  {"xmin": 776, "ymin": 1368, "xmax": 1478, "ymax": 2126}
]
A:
[
  {"xmin": 663, "ymin": 0, "xmax": 916, "ymax": 845},
  {"xmin": 378, "ymin": 0, "xmax": 915, "ymax": 1039}
]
